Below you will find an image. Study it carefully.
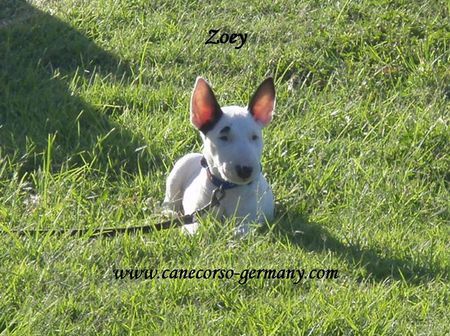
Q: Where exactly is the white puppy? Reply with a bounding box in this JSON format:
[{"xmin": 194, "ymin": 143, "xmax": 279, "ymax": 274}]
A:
[{"xmin": 163, "ymin": 77, "xmax": 275, "ymax": 235}]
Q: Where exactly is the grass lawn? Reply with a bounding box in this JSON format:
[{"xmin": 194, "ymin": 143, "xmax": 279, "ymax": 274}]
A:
[{"xmin": 0, "ymin": 0, "xmax": 449, "ymax": 334}]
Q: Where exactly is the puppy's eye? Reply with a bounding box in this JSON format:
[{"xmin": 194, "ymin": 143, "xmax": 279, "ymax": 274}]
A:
[
  {"xmin": 251, "ymin": 134, "xmax": 259, "ymax": 141},
  {"xmin": 219, "ymin": 135, "xmax": 228, "ymax": 141}
]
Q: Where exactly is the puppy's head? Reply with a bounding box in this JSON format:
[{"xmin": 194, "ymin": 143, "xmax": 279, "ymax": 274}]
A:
[{"xmin": 190, "ymin": 77, "xmax": 275, "ymax": 184}]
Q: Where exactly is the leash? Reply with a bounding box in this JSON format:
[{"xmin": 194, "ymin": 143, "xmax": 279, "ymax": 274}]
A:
[{"xmin": 1, "ymin": 187, "xmax": 226, "ymax": 238}]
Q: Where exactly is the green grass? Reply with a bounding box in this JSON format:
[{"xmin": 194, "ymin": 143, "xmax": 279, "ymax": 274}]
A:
[{"xmin": 0, "ymin": 0, "xmax": 449, "ymax": 334}]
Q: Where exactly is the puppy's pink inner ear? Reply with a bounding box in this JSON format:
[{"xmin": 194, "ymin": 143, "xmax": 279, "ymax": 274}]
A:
[
  {"xmin": 251, "ymin": 93, "xmax": 274, "ymax": 125},
  {"xmin": 249, "ymin": 78, "xmax": 275, "ymax": 127},
  {"xmin": 191, "ymin": 79, "xmax": 218, "ymax": 129}
]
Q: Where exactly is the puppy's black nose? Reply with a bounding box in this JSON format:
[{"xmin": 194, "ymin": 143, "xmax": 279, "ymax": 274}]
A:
[{"xmin": 236, "ymin": 165, "xmax": 253, "ymax": 179}]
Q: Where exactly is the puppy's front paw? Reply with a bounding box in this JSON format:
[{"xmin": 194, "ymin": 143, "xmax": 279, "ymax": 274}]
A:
[
  {"xmin": 182, "ymin": 222, "xmax": 199, "ymax": 235},
  {"xmin": 161, "ymin": 200, "xmax": 181, "ymax": 218},
  {"xmin": 161, "ymin": 208, "xmax": 179, "ymax": 218}
]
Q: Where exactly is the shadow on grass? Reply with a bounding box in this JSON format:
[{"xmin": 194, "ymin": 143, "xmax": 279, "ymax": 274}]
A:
[
  {"xmin": 0, "ymin": 0, "xmax": 158, "ymax": 175},
  {"xmin": 272, "ymin": 208, "xmax": 447, "ymax": 285}
]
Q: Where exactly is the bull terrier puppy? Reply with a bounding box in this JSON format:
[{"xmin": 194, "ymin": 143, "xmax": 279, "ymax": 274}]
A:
[{"xmin": 163, "ymin": 77, "xmax": 275, "ymax": 235}]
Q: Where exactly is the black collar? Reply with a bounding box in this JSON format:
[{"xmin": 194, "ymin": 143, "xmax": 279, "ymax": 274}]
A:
[{"xmin": 200, "ymin": 157, "xmax": 247, "ymax": 190}]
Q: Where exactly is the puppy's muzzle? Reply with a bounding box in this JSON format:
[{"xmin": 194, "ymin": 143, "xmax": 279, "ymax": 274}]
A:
[{"xmin": 235, "ymin": 165, "xmax": 253, "ymax": 180}]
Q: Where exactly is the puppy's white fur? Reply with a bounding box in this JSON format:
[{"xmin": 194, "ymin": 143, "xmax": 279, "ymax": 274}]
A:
[{"xmin": 163, "ymin": 77, "xmax": 275, "ymax": 235}]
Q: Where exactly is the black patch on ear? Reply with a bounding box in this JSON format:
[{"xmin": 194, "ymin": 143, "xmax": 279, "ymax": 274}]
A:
[{"xmin": 199, "ymin": 106, "xmax": 223, "ymax": 134}]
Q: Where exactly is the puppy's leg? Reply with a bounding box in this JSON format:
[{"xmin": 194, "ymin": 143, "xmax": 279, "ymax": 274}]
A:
[
  {"xmin": 163, "ymin": 153, "xmax": 203, "ymax": 215},
  {"xmin": 163, "ymin": 164, "xmax": 186, "ymax": 214}
]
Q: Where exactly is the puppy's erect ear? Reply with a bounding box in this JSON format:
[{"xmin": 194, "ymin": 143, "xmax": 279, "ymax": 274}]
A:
[
  {"xmin": 248, "ymin": 77, "xmax": 275, "ymax": 127},
  {"xmin": 190, "ymin": 77, "xmax": 223, "ymax": 134}
]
